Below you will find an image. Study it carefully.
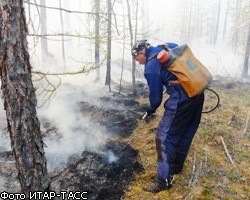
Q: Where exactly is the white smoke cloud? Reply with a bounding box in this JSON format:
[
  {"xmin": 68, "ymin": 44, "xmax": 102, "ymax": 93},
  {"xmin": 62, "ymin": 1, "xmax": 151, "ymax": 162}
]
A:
[
  {"xmin": 37, "ymin": 77, "xmax": 113, "ymax": 170},
  {"xmin": 0, "ymin": 83, "xmax": 117, "ymax": 175},
  {"xmin": 0, "ymin": 69, "xmax": 128, "ymax": 172},
  {"xmin": 187, "ymin": 43, "xmax": 244, "ymax": 80},
  {"xmin": 0, "ymin": 97, "xmax": 11, "ymax": 152}
]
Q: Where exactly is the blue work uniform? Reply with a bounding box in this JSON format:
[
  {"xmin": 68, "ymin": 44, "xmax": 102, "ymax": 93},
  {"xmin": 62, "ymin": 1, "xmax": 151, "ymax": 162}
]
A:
[{"xmin": 144, "ymin": 43, "xmax": 204, "ymax": 184}]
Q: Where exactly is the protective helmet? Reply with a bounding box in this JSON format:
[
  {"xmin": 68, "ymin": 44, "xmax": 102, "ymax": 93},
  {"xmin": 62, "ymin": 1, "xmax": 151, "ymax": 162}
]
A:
[{"xmin": 131, "ymin": 39, "xmax": 150, "ymax": 59}]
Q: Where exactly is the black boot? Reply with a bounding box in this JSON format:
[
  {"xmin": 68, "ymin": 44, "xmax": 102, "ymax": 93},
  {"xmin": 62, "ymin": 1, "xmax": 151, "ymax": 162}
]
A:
[
  {"xmin": 172, "ymin": 168, "xmax": 182, "ymax": 175},
  {"xmin": 143, "ymin": 176, "xmax": 174, "ymax": 193},
  {"xmin": 171, "ymin": 163, "xmax": 184, "ymax": 175}
]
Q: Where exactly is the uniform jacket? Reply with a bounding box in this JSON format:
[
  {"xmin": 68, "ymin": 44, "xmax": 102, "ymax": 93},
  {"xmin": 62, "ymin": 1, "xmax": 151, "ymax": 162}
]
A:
[{"xmin": 144, "ymin": 43, "xmax": 189, "ymax": 112}]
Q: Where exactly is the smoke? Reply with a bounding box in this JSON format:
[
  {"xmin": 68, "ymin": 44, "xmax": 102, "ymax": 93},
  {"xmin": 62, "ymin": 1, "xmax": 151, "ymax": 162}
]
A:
[
  {"xmin": 0, "ymin": 98, "xmax": 11, "ymax": 152},
  {"xmin": 37, "ymin": 79, "xmax": 113, "ymax": 170},
  {"xmin": 0, "ymin": 64, "xmax": 133, "ymax": 172},
  {"xmin": 103, "ymin": 150, "xmax": 119, "ymax": 163},
  {"xmin": 0, "ymin": 132, "xmax": 10, "ymax": 152},
  {"xmin": 0, "ymin": 74, "xmax": 120, "ymax": 172},
  {"xmin": 188, "ymin": 43, "xmax": 244, "ymax": 79}
]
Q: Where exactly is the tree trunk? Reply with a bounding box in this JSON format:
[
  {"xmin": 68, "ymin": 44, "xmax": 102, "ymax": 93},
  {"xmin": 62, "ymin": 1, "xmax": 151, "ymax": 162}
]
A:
[
  {"xmin": 0, "ymin": 0, "xmax": 50, "ymax": 196},
  {"xmin": 242, "ymin": 23, "xmax": 250, "ymax": 78},
  {"xmin": 196, "ymin": 1, "xmax": 200, "ymax": 39},
  {"xmin": 105, "ymin": 0, "xmax": 112, "ymax": 92},
  {"xmin": 222, "ymin": 0, "xmax": 230, "ymax": 41},
  {"xmin": 64, "ymin": 0, "xmax": 72, "ymax": 48},
  {"xmin": 126, "ymin": 0, "xmax": 137, "ymax": 95},
  {"xmin": 233, "ymin": 0, "xmax": 242, "ymax": 53},
  {"xmin": 142, "ymin": 0, "xmax": 149, "ymax": 39},
  {"xmin": 210, "ymin": 2, "xmax": 216, "ymax": 44},
  {"xmin": 213, "ymin": 0, "xmax": 221, "ymax": 45},
  {"xmin": 119, "ymin": 1, "xmax": 126, "ymax": 94},
  {"xmin": 95, "ymin": 0, "xmax": 100, "ymax": 81},
  {"xmin": 132, "ymin": 0, "xmax": 138, "ymax": 96},
  {"xmin": 187, "ymin": 0, "xmax": 193, "ymax": 42},
  {"xmin": 59, "ymin": 0, "xmax": 66, "ymax": 71},
  {"xmin": 40, "ymin": 0, "xmax": 49, "ymax": 67},
  {"xmin": 181, "ymin": 1, "xmax": 188, "ymax": 42}
]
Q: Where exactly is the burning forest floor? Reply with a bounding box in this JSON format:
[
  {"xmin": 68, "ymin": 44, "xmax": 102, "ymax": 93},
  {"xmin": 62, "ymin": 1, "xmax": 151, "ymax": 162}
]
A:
[
  {"xmin": 0, "ymin": 81, "xmax": 249, "ymax": 200},
  {"xmin": 0, "ymin": 81, "xmax": 149, "ymax": 199},
  {"xmin": 48, "ymin": 83, "xmax": 149, "ymax": 199}
]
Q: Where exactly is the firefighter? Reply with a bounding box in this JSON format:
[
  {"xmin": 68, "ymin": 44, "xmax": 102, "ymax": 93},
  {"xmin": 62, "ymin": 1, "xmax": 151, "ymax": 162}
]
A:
[{"xmin": 131, "ymin": 40, "xmax": 204, "ymax": 192}]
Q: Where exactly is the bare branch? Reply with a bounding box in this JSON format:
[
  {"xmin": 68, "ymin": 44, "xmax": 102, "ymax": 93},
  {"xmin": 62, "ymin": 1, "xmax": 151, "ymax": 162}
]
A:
[
  {"xmin": 242, "ymin": 110, "xmax": 250, "ymax": 137},
  {"xmin": 32, "ymin": 65, "xmax": 97, "ymax": 76},
  {"xmin": 220, "ymin": 136, "xmax": 239, "ymax": 174},
  {"xmin": 31, "ymin": 56, "xmax": 106, "ymax": 106},
  {"xmin": 188, "ymin": 156, "xmax": 196, "ymax": 187},
  {"xmin": 40, "ymin": 75, "xmax": 61, "ymax": 108},
  {"xmin": 28, "ymin": 33, "xmax": 106, "ymax": 40},
  {"xmin": 111, "ymin": 0, "xmax": 120, "ymax": 36},
  {"xmin": 24, "ymin": 1, "xmax": 123, "ymax": 17}
]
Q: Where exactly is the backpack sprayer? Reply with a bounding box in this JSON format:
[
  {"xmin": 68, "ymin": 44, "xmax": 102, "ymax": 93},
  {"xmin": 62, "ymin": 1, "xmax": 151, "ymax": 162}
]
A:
[
  {"xmin": 142, "ymin": 44, "xmax": 220, "ymax": 119},
  {"xmin": 141, "ymin": 87, "xmax": 220, "ymax": 119}
]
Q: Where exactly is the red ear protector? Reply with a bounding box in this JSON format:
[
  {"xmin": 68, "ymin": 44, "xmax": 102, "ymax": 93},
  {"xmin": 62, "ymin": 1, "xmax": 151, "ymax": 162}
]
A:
[{"xmin": 157, "ymin": 50, "xmax": 171, "ymax": 63}]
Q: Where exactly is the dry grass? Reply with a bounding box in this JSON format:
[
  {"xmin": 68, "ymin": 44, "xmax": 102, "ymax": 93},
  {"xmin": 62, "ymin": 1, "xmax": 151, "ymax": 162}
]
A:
[{"xmin": 122, "ymin": 83, "xmax": 250, "ymax": 200}]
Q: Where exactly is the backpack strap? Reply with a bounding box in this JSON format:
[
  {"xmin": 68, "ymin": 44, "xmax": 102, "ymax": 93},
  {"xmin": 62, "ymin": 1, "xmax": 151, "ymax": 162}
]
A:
[
  {"xmin": 147, "ymin": 44, "xmax": 170, "ymax": 62},
  {"xmin": 169, "ymin": 80, "xmax": 179, "ymax": 84},
  {"xmin": 161, "ymin": 44, "xmax": 170, "ymax": 51},
  {"xmin": 147, "ymin": 53, "xmax": 157, "ymax": 62}
]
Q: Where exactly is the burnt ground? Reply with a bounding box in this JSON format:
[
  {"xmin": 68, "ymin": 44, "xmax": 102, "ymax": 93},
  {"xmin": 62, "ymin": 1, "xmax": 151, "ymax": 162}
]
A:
[
  {"xmin": 50, "ymin": 82, "xmax": 148, "ymax": 199},
  {"xmin": 0, "ymin": 81, "xmax": 149, "ymax": 199},
  {"xmin": 51, "ymin": 141, "xmax": 143, "ymax": 200}
]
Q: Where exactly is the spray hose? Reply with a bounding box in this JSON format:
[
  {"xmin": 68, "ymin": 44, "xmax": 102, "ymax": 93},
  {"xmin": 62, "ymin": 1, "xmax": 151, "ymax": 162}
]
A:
[
  {"xmin": 141, "ymin": 88, "xmax": 219, "ymax": 119},
  {"xmin": 202, "ymin": 88, "xmax": 220, "ymax": 114}
]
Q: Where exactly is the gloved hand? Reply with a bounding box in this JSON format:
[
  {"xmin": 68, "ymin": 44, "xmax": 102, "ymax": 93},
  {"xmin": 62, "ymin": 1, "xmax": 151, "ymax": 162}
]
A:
[
  {"xmin": 141, "ymin": 108, "xmax": 156, "ymax": 120},
  {"xmin": 146, "ymin": 108, "xmax": 156, "ymax": 116}
]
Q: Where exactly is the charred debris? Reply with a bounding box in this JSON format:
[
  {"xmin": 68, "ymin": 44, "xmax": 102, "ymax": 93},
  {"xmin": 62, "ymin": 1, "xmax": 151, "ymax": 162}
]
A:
[
  {"xmin": 0, "ymin": 81, "xmax": 148, "ymax": 199},
  {"xmin": 50, "ymin": 82, "xmax": 148, "ymax": 199}
]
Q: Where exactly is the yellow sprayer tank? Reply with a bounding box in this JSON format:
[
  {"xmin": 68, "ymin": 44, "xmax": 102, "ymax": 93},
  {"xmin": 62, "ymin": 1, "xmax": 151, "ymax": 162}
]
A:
[{"xmin": 158, "ymin": 44, "xmax": 212, "ymax": 98}]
